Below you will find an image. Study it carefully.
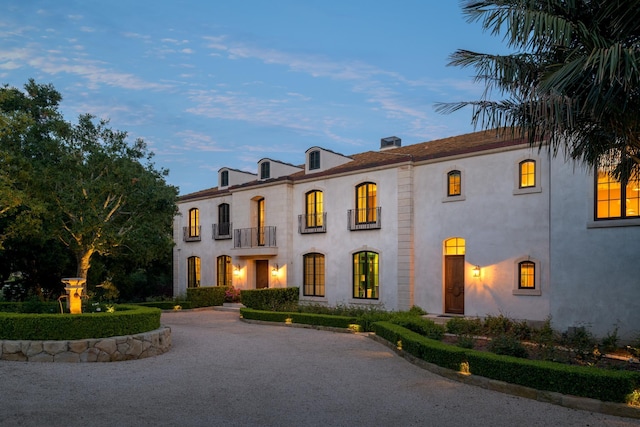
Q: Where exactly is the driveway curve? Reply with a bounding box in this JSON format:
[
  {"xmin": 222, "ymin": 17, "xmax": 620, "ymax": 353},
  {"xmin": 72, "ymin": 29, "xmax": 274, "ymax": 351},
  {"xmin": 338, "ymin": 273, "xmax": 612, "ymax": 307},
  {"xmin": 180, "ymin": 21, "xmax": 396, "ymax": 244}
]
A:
[{"xmin": 0, "ymin": 309, "xmax": 638, "ymax": 427}]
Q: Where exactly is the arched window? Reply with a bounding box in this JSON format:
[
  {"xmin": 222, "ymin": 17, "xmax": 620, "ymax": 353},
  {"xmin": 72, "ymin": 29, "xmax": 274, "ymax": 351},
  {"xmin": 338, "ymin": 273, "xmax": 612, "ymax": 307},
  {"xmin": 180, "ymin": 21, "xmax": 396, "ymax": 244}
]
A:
[
  {"xmin": 187, "ymin": 256, "xmax": 201, "ymax": 288},
  {"xmin": 305, "ymin": 190, "xmax": 324, "ymax": 228},
  {"xmin": 447, "ymin": 170, "xmax": 461, "ymax": 196},
  {"xmin": 188, "ymin": 208, "xmax": 200, "ymax": 238},
  {"xmin": 217, "ymin": 255, "xmax": 232, "ymax": 287},
  {"xmin": 519, "ymin": 160, "xmax": 536, "ymax": 188},
  {"xmin": 518, "ymin": 261, "xmax": 535, "ymax": 289},
  {"xmin": 353, "ymin": 251, "xmax": 379, "ymax": 299},
  {"xmin": 303, "ymin": 253, "xmax": 325, "ymax": 297},
  {"xmin": 444, "ymin": 237, "xmax": 465, "ymax": 255},
  {"xmin": 356, "ymin": 182, "xmax": 377, "ymax": 224},
  {"xmin": 257, "ymin": 197, "xmax": 265, "ymax": 246}
]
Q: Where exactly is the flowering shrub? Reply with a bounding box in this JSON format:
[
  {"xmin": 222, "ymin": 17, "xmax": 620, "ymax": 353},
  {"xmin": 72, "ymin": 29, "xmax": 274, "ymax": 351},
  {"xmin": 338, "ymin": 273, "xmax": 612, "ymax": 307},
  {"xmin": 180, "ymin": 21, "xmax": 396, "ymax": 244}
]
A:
[{"xmin": 224, "ymin": 286, "xmax": 241, "ymax": 303}]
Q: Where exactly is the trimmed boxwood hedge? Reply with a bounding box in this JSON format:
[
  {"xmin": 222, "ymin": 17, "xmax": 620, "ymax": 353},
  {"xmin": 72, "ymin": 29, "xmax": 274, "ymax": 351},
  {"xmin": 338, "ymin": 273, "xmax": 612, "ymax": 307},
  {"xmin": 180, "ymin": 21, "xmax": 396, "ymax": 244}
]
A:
[
  {"xmin": 372, "ymin": 321, "xmax": 640, "ymax": 403},
  {"xmin": 240, "ymin": 287, "xmax": 299, "ymax": 311},
  {"xmin": 186, "ymin": 286, "xmax": 225, "ymax": 308},
  {"xmin": 240, "ymin": 308, "xmax": 356, "ymax": 329},
  {"xmin": 0, "ymin": 304, "xmax": 161, "ymax": 340},
  {"xmin": 135, "ymin": 301, "xmax": 194, "ymax": 310}
]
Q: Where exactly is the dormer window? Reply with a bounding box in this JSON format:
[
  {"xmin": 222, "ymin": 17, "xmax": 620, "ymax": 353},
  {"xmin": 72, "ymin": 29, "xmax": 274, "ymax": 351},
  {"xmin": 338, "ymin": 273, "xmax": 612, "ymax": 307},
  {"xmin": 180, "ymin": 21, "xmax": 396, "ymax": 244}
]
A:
[
  {"xmin": 220, "ymin": 170, "xmax": 229, "ymax": 187},
  {"xmin": 260, "ymin": 162, "xmax": 270, "ymax": 179},
  {"xmin": 309, "ymin": 150, "xmax": 320, "ymax": 170}
]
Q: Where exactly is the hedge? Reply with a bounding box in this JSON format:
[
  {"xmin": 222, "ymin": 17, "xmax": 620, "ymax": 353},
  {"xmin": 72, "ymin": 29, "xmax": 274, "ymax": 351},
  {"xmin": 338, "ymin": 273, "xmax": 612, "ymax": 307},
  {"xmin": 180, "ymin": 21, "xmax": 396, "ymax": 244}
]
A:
[
  {"xmin": 0, "ymin": 304, "xmax": 161, "ymax": 340},
  {"xmin": 240, "ymin": 308, "xmax": 356, "ymax": 329},
  {"xmin": 135, "ymin": 301, "xmax": 194, "ymax": 310},
  {"xmin": 372, "ymin": 321, "xmax": 640, "ymax": 403},
  {"xmin": 186, "ymin": 286, "xmax": 225, "ymax": 308},
  {"xmin": 240, "ymin": 287, "xmax": 299, "ymax": 311}
]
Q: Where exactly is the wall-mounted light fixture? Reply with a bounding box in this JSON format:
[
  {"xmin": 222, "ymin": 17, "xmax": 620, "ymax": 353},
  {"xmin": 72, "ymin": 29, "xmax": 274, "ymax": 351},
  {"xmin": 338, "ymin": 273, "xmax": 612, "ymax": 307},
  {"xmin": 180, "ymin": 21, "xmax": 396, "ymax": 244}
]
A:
[
  {"xmin": 472, "ymin": 265, "xmax": 481, "ymax": 278},
  {"xmin": 271, "ymin": 264, "xmax": 279, "ymax": 277},
  {"xmin": 233, "ymin": 264, "xmax": 241, "ymax": 276}
]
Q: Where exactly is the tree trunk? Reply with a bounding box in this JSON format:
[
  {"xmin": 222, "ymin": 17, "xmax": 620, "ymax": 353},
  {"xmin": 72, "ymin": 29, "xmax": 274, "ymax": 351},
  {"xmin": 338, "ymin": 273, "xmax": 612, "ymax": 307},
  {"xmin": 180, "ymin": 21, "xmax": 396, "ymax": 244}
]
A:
[{"xmin": 75, "ymin": 249, "xmax": 94, "ymax": 291}]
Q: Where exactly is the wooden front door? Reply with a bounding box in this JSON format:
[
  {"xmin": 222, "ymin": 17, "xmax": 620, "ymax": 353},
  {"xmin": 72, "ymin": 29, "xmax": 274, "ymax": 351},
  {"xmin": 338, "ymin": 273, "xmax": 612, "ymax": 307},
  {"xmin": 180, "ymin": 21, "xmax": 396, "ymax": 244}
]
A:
[
  {"xmin": 255, "ymin": 260, "xmax": 269, "ymax": 289},
  {"xmin": 445, "ymin": 255, "xmax": 465, "ymax": 314}
]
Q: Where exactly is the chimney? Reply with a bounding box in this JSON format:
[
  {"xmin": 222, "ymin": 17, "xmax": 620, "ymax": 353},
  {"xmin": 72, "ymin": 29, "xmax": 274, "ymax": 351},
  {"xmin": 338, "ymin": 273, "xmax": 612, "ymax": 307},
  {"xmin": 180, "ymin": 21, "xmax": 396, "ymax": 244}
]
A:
[{"xmin": 380, "ymin": 136, "xmax": 401, "ymax": 150}]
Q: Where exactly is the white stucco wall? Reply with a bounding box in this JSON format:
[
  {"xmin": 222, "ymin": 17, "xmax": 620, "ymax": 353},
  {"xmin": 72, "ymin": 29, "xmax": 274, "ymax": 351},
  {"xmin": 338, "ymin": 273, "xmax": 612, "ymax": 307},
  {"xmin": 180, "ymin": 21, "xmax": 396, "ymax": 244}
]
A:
[
  {"xmin": 549, "ymin": 157, "xmax": 640, "ymax": 340},
  {"xmin": 413, "ymin": 146, "xmax": 551, "ymax": 321}
]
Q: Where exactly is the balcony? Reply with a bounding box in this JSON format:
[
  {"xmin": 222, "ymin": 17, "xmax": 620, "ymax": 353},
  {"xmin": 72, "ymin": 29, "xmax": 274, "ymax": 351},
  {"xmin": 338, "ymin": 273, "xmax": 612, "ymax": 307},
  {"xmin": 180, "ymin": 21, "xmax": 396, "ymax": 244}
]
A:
[
  {"xmin": 183, "ymin": 226, "xmax": 201, "ymax": 242},
  {"xmin": 234, "ymin": 226, "xmax": 277, "ymax": 249},
  {"xmin": 298, "ymin": 213, "xmax": 327, "ymax": 234},
  {"xmin": 347, "ymin": 207, "xmax": 382, "ymax": 231},
  {"xmin": 213, "ymin": 222, "xmax": 233, "ymax": 240}
]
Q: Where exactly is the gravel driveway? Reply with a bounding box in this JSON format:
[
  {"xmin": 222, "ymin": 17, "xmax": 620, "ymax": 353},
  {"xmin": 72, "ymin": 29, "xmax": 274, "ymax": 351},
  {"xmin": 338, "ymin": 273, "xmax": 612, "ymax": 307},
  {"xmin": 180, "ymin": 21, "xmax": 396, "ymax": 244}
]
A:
[{"xmin": 0, "ymin": 309, "xmax": 638, "ymax": 427}]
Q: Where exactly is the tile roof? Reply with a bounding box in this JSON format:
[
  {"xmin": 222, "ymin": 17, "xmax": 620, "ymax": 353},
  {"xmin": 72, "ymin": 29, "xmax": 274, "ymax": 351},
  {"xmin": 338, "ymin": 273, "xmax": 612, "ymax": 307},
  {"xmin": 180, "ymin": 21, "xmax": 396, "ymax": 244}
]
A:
[{"xmin": 179, "ymin": 129, "xmax": 526, "ymax": 201}]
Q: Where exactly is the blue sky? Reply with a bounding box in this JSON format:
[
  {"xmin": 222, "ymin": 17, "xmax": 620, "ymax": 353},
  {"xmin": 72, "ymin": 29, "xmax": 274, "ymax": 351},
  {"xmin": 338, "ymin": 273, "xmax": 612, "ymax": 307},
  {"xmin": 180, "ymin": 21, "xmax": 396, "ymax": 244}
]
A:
[{"xmin": 1, "ymin": 1, "xmax": 506, "ymax": 195}]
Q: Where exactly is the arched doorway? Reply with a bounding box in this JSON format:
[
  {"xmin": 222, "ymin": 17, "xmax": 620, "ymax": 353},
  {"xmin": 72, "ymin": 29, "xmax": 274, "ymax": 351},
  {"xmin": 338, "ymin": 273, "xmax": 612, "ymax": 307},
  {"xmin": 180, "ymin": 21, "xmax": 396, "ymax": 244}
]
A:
[{"xmin": 444, "ymin": 237, "xmax": 465, "ymax": 314}]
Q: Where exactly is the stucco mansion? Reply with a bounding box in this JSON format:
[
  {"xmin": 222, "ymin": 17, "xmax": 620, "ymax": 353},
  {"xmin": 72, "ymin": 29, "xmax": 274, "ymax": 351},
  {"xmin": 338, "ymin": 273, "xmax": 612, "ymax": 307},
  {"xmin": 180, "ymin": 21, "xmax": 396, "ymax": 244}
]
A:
[{"xmin": 173, "ymin": 130, "xmax": 639, "ymax": 340}]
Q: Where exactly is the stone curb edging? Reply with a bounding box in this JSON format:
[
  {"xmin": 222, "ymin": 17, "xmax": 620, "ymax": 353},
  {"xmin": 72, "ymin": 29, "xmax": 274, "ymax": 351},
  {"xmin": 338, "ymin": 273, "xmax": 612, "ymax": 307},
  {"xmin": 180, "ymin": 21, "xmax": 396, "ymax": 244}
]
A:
[
  {"xmin": 239, "ymin": 318, "xmax": 640, "ymax": 420},
  {"xmin": 368, "ymin": 333, "xmax": 640, "ymax": 420},
  {"xmin": 0, "ymin": 326, "xmax": 171, "ymax": 362}
]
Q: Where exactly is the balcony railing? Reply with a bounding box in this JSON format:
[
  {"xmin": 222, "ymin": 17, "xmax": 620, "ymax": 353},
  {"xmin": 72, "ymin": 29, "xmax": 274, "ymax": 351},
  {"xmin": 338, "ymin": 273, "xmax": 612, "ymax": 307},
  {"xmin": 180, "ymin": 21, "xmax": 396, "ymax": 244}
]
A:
[
  {"xmin": 183, "ymin": 226, "xmax": 202, "ymax": 242},
  {"xmin": 213, "ymin": 222, "xmax": 233, "ymax": 240},
  {"xmin": 298, "ymin": 213, "xmax": 327, "ymax": 234},
  {"xmin": 347, "ymin": 207, "xmax": 382, "ymax": 231},
  {"xmin": 234, "ymin": 226, "xmax": 277, "ymax": 248}
]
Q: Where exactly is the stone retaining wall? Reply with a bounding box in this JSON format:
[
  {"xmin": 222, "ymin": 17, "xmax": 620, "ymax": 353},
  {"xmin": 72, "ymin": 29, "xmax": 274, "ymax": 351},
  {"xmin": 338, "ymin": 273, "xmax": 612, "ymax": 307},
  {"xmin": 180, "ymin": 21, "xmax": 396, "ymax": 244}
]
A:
[{"xmin": 0, "ymin": 326, "xmax": 171, "ymax": 362}]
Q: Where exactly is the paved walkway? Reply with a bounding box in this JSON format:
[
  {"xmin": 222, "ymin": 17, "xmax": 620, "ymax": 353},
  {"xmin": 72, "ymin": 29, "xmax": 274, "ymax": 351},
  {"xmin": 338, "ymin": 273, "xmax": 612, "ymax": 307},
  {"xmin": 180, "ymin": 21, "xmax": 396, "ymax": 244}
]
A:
[{"xmin": 0, "ymin": 309, "xmax": 639, "ymax": 427}]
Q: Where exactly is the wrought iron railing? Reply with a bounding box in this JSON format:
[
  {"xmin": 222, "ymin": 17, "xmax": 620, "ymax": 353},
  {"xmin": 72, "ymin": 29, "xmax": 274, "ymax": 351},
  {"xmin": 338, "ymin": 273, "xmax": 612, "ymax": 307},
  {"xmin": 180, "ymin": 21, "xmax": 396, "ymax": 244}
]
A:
[
  {"xmin": 183, "ymin": 226, "xmax": 202, "ymax": 241},
  {"xmin": 233, "ymin": 226, "xmax": 277, "ymax": 248},
  {"xmin": 298, "ymin": 213, "xmax": 327, "ymax": 234},
  {"xmin": 213, "ymin": 222, "xmax": 232, "ymax": 240},
  {"xmin": 347, "ymin": 207, "xmax": 382, "ymax": 230}
]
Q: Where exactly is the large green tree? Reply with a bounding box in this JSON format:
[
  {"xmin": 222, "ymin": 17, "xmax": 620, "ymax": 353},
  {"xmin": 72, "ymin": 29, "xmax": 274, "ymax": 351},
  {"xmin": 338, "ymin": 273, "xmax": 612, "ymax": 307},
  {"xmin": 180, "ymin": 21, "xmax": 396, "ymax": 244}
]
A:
[
  {"xmin": 0, "ymin": 81, "xmax": 178, "ymax": 295},
  {"xmin": 437, "ymin": 1, "xmax": 640, "ymax": 180}
]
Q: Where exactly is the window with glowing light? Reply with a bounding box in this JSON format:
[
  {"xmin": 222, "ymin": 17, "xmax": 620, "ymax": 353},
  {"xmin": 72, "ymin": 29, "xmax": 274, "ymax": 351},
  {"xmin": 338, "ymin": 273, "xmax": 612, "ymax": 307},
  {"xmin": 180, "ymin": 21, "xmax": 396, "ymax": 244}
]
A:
[
  {"xmin": 519, "ymin": 160, "xmax": 536, "ymax": 188},
  {"xmin": 187, "ymin": 256, "xmax": 201, "ymax": 288},
  {"xmin": 303, "ymin": 253, "xmax": 325, "ymax": 297},
  {"xmin": 447, "ymin": 170, "xmax": 461, "ymax": 196},
  {"xmin": 217, "ymin": 255, "xmax": 232, "ymax": 287},
  {"xmin": 444, "ymin": 237, "xmax": 465, "ymax": 255},
  {"xmin": 188, "ymin": 208, "xmax": 200, "ymax": 238},
  {"xmin": 356, "ymin": 182, "xmax": 377, "ymax": 224},
  {"xmin": 305, "ymin": 190, "xmax": 324, "ymax": 228},
  {"xmin": 595, "ymin": 168, "xmax": 640, "ymax": 220},
  {"xmin": 353, "ymin": 251, "xmax": 379, "ymax": 299},
  {"xmin": 518, "ymin": 261, "xmax": 535, "ymax": 289}
]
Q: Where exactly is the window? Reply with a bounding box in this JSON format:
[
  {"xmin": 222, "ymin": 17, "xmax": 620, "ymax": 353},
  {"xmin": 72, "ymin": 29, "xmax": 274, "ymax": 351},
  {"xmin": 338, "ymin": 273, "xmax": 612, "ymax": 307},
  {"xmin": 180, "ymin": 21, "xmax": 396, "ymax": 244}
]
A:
[
  {"xmin": 187, "ymin": 256, "xmax": 201, "ymax": 288},
  {"xmin": 444, "ymin": 237, "xmax": 465, "ymax": 255},
  {"xmin": 447, "ymin": 170, "xmax": 461, "ymax": 196},
  {"xmin": 518, "ymin": 261, "xmax": 535, "ymax": 289},
  {"xmin": 257, "ymin": 197, "xmax": 265, "ymax": 246},
  {"xmin": 217, "ymin": 255, "xmax": 232, "ymax": 287},
  {"xmin": 218, "ymin": 203, "xmax": 231, "ymax": 236},
  {"xmin": 356, "ymin": 182, "xmax": 377, "ymax": 224},
  {"xmin": 303, "ymin": 253, "xmax": 325, "ymax": 297},
  {"xmin": 188, "ymin": 208, "xmax": 200, "ymax": 238},
  {"xmin": 305, "ymin": 190, "xmax": 324, "ymax": 228},
  {"xmin": 353, "ymin": 251, "xmax": 379, "ymax": 299},
  {"xmin": 220, "ymin": 170, "xmax": 229, "ymax": 187},
  {"xmin": 309, "ymin": 150, "xmax": 320, "ymax": 170},
  {"xmin": 519, "ymin": 160, "xmax": 536, "ymax": 188},
  {"xmin": 596, "ymin": 169, "xmax": 640, "ymax": 219},
  {"xmin": 260, "ymin": 162, "xmax": 270, "ymax": 179}
]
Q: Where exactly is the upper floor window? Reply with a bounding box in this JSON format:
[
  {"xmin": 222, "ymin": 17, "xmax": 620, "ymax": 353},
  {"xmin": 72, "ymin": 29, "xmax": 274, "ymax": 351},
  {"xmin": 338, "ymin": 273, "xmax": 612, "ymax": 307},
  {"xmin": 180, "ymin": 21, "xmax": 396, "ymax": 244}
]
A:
[
  {"xmin": 309, "ymin": 150, "xmax": 320, "ymax": 170},
  {"xmin": 187, "ymin": 256, "xmax": 201, "ymax": 288},
  {"xmin": 447, "ymin": 170, "xmax": 461, "ymax": 196},
  {"xmin": 596, "ymin": 168, "xmax": 640, "ymax": 220},
  {"xmin": 188, "ymin": 208, "xmax": 200, "ymax": 238},
  {"xmin": 305, "ymin": 190, "xmax": 324, "ymax": 228},
  {"xmin": 353, "ymin": 251, "xmax": 379, "ymax": 299},
  {"xmin": 518, "ymin": 261, "xmax": 535, "ymax": 289},
  {"xmin": 215, "ymin": 203, "xmax": 231, "ymax": 238},
  {"xmin": 303, "ymin": 253, "xmax": 325, "ymax": 297},
  {"xmin": 260, "ymin": 162, "xmax": 270, "ymax": 179},
  {"xmin": 220, "ymin": 170, "xmax": 229, "ymax": 187},
  {"xmin": 217, "ymin": 255, "xmax": 232, "ymax": 287},
  {"xmin": 356, "ymin": 182, "xmax": 377, "ymax": 224},
  {"xmin": 519, "ymin": 160, "xmax": 536, "ymax": 188}
]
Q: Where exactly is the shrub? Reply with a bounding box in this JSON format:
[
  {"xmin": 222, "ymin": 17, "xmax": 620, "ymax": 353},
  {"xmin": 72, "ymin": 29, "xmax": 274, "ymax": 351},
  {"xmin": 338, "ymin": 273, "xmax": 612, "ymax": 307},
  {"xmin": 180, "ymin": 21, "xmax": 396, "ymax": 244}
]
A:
[
  {"xmin": 487, "ymin": 333, "xmax": 529, "ymax": 358},
  {"xmin": 240, "ymin": 288, "xmax": 299, "ymax": 311},
  {"xmin": 483, "ymin": 314, "xmax": 513, "ymax": 336},
  {"xmin": 601, "ymin": 325, "xmax": 620, "ymax": 354},
  {"xmin": 532, "ymin": 317, "xmax": 558, "ymax": 361},
  {"xmin": 446, "ymin": 317, "xmax": 483, "ymax": 336},
  {"xmin": 561, "ymin": 325, "xmax": 598, "ymax": 362},
  {"xmin": 0, "ymin": 304, "xmax": 161, "ymax": 340},
  {"xmin": 389, "ymin": 312, "xmax": 444, "ymax": 340},
  {"xmin": 240, "ymin": 308, "xmax": 355, "ymax": 328},
  {"xmin": 456, "ymin": 335, "xmax": 475, "ymax": 349},
  {"xmin": 186, "ymin": 287, "xmax": 225, "ymax": 308}
]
